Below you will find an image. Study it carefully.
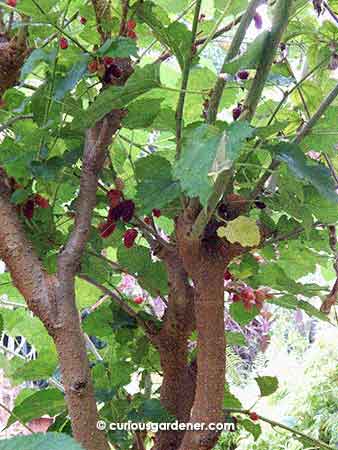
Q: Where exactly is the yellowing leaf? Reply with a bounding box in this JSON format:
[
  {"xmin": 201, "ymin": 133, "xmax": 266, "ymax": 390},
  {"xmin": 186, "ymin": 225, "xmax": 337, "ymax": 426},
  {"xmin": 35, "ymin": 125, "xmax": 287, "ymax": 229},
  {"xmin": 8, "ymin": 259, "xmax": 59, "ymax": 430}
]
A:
[
  {"xmin": 224, "ymin": 216, "xmax": 261, "ymax": 247},
  {"xmin": 217, "ymin": 226, "xmax": 227, "ymax": 238}
]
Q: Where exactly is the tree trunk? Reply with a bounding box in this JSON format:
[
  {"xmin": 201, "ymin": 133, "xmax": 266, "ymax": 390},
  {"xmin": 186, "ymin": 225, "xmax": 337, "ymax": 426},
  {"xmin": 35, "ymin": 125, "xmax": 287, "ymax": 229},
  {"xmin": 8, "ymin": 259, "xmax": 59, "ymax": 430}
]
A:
[
  {"xmin": 176, "ymin": 213, "xmax": 226, "ymax": 450},
  {"xmin": 53, "ymin": 311, "xmax": 109, "ymax": 450}
]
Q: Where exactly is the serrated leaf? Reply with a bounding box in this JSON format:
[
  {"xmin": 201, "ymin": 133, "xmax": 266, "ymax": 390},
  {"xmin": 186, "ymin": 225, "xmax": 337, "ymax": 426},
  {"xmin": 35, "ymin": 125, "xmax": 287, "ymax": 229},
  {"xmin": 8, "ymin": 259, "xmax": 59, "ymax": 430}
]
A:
[
  {"xmin": 255, "ymin": 376, "xmax": 279, "ymax": 397},
  {"xmin": 224, "ymin": 216, "xmax": 261, "ymax": 247},
  {"xmin": 222, "ymin": 31, "xmax": 270, "ymax": 74},
  {"xmin": 6, "ymin": 389, "xmax": 65, "ymax": 429},
  {"xmin": 224, "ymin": 384, "xmax": 243, "ymax": 409},
  {"xmin": 0, "ymin": 433, "xmax": 84, "ymax": 450},
  {"xmin": 270, "ymin": 142, "xmax": 338, "ymax": 203},
  {"xmin": 135, "ymin": 154, "xmax": 180, "ymax": 213},
  {"xmin": 78, "ymin": 63, "xmax": 161, "ymax": 128}
]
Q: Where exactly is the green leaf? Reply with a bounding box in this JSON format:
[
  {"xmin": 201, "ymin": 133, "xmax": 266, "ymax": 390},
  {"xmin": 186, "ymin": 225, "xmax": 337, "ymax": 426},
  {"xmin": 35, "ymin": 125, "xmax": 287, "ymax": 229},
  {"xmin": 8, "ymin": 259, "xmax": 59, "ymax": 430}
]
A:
[
  {"xmin": 224, "ymin": 384, "xmax": 243, "ymax": 409},
  {"xmin": 255, "ymin": 376, "xmax": 279, "ymax": 397},
  {"xmin": 122, "ymin": 98, "xmax": 164, "ymax": 129},
  {"xmin": 135, "ymin": 154, "xmax": 180, "ymax": 213},
  {"xmin": 222, "ymin": 31, "xmax": 270, "ymax": 74},
  {"xmin": 97, "ymin": 37, "xmax": 138, "ymax": 58},
  {"xmin": 0, "ymin": 433, "xmax": 84, "ymax": 450},
  {"xmin": 270, "ymin": 142, "xmax": 338, "ymax": 203},
  {"xmin": 54, "ymin": 55, "xmax": 90, "ymax": 101},
  {"xmin": 78, "ymin": 63, "xmax": 161, "ymax": 128},
  {"xmin": 174, "ymin": 122, "xmax": 252, "ymax": 205},
  {"xmin": 20, "ymin": 48, "xmax": 57, "ymax": 80},
  {"xmin": 10, "ymin": 188, "xmax": 31, "ymax": 205},
  {"xmin": 230, "ymin": 301, "xmax": 259, "ymax": 326},
  {"xmin": 136, "ymin": 2, "xmax": 192, "ymax": 69},
  {"xmin": 241, "ymin": 419, "xmax": 262, "ymax": 440},
  {"xmin": 226, "ymin": 331, "xmax": 247, "ymax": 346},
  {"xmin": 128, "ymin": 399, "xmax": 172, "ymax": 423},
  {"xmin": 6, "ymin": 389, "xmax": 65, "ymax": 429}
]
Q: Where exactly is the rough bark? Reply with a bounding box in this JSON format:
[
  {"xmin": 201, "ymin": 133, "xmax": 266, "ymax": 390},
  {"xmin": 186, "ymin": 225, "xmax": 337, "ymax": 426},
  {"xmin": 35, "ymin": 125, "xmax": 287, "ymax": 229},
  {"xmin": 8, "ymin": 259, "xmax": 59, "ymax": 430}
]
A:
[
  {"xmin": 151, "ymin": 249, "xmax": 197, "ymax": 450},
  {"xmin": 175, "ymin": 213, "xmax": 227, "ymax": 450}
]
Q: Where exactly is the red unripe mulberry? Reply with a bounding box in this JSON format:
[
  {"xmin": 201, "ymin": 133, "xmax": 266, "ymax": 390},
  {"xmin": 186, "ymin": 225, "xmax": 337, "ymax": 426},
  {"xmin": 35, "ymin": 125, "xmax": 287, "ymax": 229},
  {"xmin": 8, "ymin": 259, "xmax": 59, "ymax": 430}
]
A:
[
  {"xmin": 124, "ymin": 228, "xmax": 138, "ymax": 248},
  {"xmin": 23, "ymin": 199, "xmax": 35, "ymax": 220},
  {"xmin": 59, "ymin": 37, "xmax": 68, "ymax": 50},
  {"xmin": 34, "ymin": 194, "xmax": 49, "ymax": 208},
  {"xmin": 98, "ymin": 221, "xmax": 116, "ymax": 238},
  {"xmin": 107, "ymin": 189, "xmax": 122, "ymax": 208},
  {"xmin": 249, "ymin": 412, "xmax": 259, "ymax": 421}
]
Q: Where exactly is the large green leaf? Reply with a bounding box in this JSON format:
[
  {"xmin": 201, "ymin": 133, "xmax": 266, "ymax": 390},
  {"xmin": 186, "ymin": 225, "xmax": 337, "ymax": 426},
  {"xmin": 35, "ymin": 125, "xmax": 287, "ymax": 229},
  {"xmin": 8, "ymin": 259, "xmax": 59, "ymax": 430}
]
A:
[
  {"xmin": 135, "ymin": 154, "xmax": 180, "ymax": 213},
  {"xmin": 222, "ymin": 31, "xmax": 270, "ymax": 74},
  {"xmin": 270, "ymin": 142, "xmax": 338, "ymax": 203},
  {"xmin": 174, "ymin": 121, "xmax": 252, "ymax": 205},
  {"xmin": 229, "ymin": 301, "xmax": 259, "ymax": 326},
  {"xmin": 77, "ymin": 63, "xmax": 161, "ymax": 128},
  {"xmin": 6, "ymin": 389, "xmax": 65, "ymax": 428},
  {"xmin": 0, "ymin": 434, "xmax": 84, "ymax": 450}
]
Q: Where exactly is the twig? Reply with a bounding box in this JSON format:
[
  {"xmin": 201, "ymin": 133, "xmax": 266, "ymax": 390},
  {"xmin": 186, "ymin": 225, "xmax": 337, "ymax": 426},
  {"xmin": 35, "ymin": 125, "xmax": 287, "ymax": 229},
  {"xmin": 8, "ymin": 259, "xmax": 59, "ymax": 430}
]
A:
[
  {"xmin": 251, "ymin": 81, "xmax": 338, "ymax": 199},
  {"xmin": 79, "ymin": 275, "xmax": 155, "ymax": 333},
  {"xmin": 0, "ymin": 114, "xmax": 33, "ymax": 133},
  {"xmin": 242, "ymin": 0, "xmax": 293, "ymax": 122},
  {"xmin": 323, "ymin": 1, "xmax": 338, "ymax": 24},
  {"xmin": 0, "ymin": 401, "xmax": 35, "ymax": 434},
  {"xmin": 119, "ymin": 0, "xmax": 129, "ymax": 36},
  {"xmin": 267, "ymin": 57, "xmax": 328, "ymax": 126},
  {"xmin": 224, "ymin": 409, "xmax": 337, "ymax": 450},
  {"xmin": 295, "ymin": 82, "xmax": 338, "ymax": 143},
  {"xmin": 175, "ymin": 0, "xmax": 203, "ymax": 158},
  {"xmin": 323, "ymin": 152, "xmax": 338, "ymax": 187},
  {"xmin": 285, "ymin": 59, "xmax": 311, "ymax": 120},
  {"xmin": 207, "ymin": 0, "xmax": 262, "ymax": 124}
]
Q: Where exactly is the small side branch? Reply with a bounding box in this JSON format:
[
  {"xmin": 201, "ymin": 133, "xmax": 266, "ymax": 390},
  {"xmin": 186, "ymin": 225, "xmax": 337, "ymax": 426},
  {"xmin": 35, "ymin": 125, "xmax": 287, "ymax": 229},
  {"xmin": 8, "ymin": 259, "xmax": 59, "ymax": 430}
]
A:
[
  {"xmin": 175, "ymin": 0, "xmax": 203, "ymax": 158},
  {"xmin": 243, "ymin": 0, "xmax": 293, "ymax": 122}
]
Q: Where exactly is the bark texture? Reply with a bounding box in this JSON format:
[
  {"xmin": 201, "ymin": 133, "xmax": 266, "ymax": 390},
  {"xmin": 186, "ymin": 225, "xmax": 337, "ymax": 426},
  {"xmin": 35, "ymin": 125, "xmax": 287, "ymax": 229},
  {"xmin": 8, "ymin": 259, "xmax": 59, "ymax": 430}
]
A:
[{"xmin": 175, "ymin": 213, "xmax": 227, "ymax": 450}]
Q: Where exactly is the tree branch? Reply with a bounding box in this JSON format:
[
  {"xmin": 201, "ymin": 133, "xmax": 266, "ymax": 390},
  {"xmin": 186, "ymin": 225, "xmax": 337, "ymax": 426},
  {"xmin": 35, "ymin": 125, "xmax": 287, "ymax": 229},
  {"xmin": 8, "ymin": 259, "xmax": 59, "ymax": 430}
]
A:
[
  {"xmin": 251, "ymin": 80, "xmax": 338, "ymax": 199},
  {"xmin": 0, "ymin": 175, "xmax": 56, "ymax": 328},
  {"xmin": 224, "ymin": 409, "xmax": 337, "ymax": 450},
  {"xmin": 242, "ymin": 0, "xmax": 293, "ymax": 121},
  {"xmin": 175, "ymin": 0, "xmax": 203, "ymax": 158},
  {"xmin": 92, "ymin": 0, "xmax": 112, "ymax": 42},
  {"xmin": 79, "ymin": 274, "xmax": 156, "ymax": 334},
  {"xmin": 207, "ymin": 0, "xmax": 262, "ymax": 124},
  {"xmin": 0, "ymin": 114, "xmax": 33, "ymax": 133}
]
